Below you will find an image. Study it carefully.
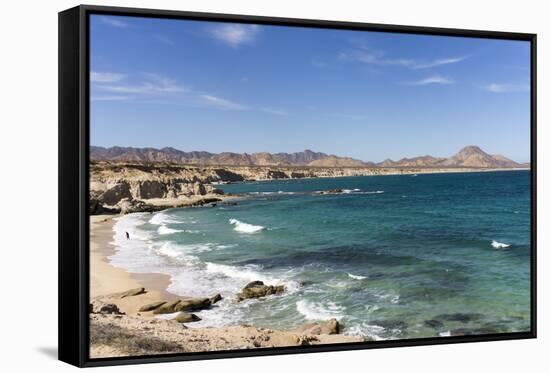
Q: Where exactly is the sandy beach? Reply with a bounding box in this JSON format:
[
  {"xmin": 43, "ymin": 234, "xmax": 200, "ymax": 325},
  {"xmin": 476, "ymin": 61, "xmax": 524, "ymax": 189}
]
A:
[{"xmin": 89, "ymin": 210, "xmax": 363, "ymax": 358}]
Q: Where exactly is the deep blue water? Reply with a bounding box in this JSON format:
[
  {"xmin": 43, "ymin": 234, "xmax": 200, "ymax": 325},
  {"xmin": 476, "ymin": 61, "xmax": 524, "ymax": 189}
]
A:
[{"xmin": 110, "ymin": 170, "xmax": 531, "ymax": 340}]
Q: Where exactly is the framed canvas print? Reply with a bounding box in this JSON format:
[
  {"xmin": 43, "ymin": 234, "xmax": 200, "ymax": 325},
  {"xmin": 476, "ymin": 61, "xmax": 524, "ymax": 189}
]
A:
[{"xmin": 58, "ymin": 4, "xmax": 537, "ymax": 367}]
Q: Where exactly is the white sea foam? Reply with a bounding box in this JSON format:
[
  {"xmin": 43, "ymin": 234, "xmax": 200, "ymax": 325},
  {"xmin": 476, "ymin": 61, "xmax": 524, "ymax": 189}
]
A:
[
  {"xmin": 348, "ymin": 273, "xmax": 367, "ymax": 280},
  {"xmin": 205, "ymin": 262, "xmax": 267, "ymax": 282},
  {"xmin": 229, "ymin": 218, "xmax": 266, "ymax": 233},
  {"xmin": 439, "ymin": 331, "xmax": 452, "ymax": 337},
  {"xmin": 157, "ymin": 225, "xmax": 183, "ymax": 235},
  {"xmin": 296, "ymin": 300, "xmax": 345, "ymax": 321},
  {"xmin": 345, "ymin": 323, "xmax": 386, "ymax": 340},
  {"xmin": 491, "ymin": 240, "xmax": 511, "ymax": 249},
  {"xmin": 149, "ymin": 211, "xmax": 180, "ymax": 225}
]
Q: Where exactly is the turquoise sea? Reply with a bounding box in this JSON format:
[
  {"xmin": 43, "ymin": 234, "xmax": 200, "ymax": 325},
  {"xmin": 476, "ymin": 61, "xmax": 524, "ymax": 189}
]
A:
[{"xmin": 109, "ymin": 170, "xmax": 531, "ymax": 340}]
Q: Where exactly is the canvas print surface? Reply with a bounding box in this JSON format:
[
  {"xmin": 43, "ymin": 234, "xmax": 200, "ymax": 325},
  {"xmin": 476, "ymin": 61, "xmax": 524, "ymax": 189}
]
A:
[{"xmin": 88, "ymin": 14, "xmax": 532, "ymax": 359}]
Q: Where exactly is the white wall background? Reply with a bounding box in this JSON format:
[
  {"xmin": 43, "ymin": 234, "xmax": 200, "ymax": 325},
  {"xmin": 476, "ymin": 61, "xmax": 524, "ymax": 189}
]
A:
[{"xmin": 0, "ymin": 0, "xmax": 546, "ymax": 370}]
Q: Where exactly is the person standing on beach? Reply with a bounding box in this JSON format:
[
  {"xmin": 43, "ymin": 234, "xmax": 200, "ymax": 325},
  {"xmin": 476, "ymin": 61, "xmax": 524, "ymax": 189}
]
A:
[{"xmin": 125, "ymin": 231, "xmax": 130, "ymax": 240}]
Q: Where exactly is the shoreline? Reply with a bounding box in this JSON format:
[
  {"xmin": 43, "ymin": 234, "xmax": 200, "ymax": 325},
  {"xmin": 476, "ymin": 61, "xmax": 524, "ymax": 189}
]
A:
[
  {"xmin": 90, "ymin": 209, "xmax": 363, "ymax": 358},
  {"xmin": 90, "ymin": 215, "xmax": 179, "ymax": 311},
  {"xmin": 218, "ymin": 167, "xmax": 531, "ymax": 184}
]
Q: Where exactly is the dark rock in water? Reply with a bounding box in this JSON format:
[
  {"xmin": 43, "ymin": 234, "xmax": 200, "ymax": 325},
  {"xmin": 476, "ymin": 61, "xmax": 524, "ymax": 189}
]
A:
[
  {"xmin": 316, "ymin": 189, "xmax": 344, "ymax": 195},
  {"xmin": 244, "ymin": 281, "xmax": 265, "ymax": 288},
  {"xmin": 117, "ymin": 287, "xmax": 146, "ymax": 299},
  {"xmin": 174, "ymin": 297, "xmax": 212, "ymax": 312},
  {"xmin": 436, "ymin": 313, "xmax": 483, "ymax": 323},
  {"xmin": 153, "ymin": 300, "xmax": 182, "ymax": 314},
  {"xmin": 299, "ymin": 280, "xmax": 315, "ymax": 287},
  {"xmin": 371, "ymin": 319, "xmax": 408, "ymax": 331},
  {"xmin": 138, "ymin": 301, "xmax": 167, "ymax": 312},
  {"xmin": 175, "ymin": 312, "xmax": 201, "ymax": 323},
  {"xmin": 210, "ymin": 294, "xmax": 223, "ymax": 304},
  {"xmin": 293, "ymin": 319, "xmax": 340, "ymax": 335},
  {"xmin": 478, "ymin": 321, "xmax": 513, "ymax": 334},
  {"xmin": 237, "ymin": 281, "xmax": 285, "ymax": 301},
  {"xmin": 424, "ymin": 319, "xmax": 444, "ymax": 329},
  {"xmin": 449, "ymin": 328, "xmax": 475, "ymax": 336},
  {"xmin": 222, "ymin": 201, "xmax": 238, "ymax": 206},
  {"xmin": 191, "ymin": 197, "xmax": 222, "ymax": 207}
]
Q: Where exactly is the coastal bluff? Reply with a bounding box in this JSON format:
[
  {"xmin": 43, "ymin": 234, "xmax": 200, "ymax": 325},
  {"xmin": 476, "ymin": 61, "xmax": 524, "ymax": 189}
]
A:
[{"xmin": 89, "ymin": 161, "xmax": 392, "ymax": 214}]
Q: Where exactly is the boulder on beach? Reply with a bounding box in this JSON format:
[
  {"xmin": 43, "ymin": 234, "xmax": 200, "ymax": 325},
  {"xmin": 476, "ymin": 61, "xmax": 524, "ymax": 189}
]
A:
[
  {"xmin": 175, "ymin": 312, "xmax": 202, "ymax": 323},
  {"xmin": 236, "ymin": 281, "xmax": 285, "ymax": 302},
  {"xmin": 174, "ymin": 297, "xmax": 212, "ymax": 312},
  {"xmin": 153, "ymin": 300, "xmax": 182, "ymax": 314},
  {"xmin": 138, "ymin": 301, "xmax": 167, "ymax": 312},
  {"xmin": 117, "ymin": 287, "xmax": 146, "ymax": 299},
  {"xmin": 293, "ymin": 318, "xmax": 340, "ymax": 335}
]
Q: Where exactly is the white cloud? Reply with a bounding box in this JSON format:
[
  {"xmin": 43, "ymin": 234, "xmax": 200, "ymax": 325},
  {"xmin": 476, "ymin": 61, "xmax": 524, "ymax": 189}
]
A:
[
  {"xmin": 99, "ymin": 74, "xmax": 186, "ymax": 94},
  {"xmin": 200, "ymin": 94, "xmax": 248, "ymax": 110},
  {"xmin": 405, "ymin": 75, "xmax": 455, "ymax": 86},
  {"xmin": 90, "ymin": 71, "xmax": 126, "ymax": 83},
  {"xmin": 413, "ymin": 57, "xmax": 466, "ymax": 69},
  {"xmin": 340, "ymin": 45, "xmax": 465, "ymax": 70},
  {"xmin": 100, "ymin": 16, "xmax": 129, "ymax": 28},
  {"xmin": 209, "ymin": 24, "xmax": 259, "ymax": 47},
  {"xmin": 482, "ymin": 83, "xmax": 529, "ymax": 93}
]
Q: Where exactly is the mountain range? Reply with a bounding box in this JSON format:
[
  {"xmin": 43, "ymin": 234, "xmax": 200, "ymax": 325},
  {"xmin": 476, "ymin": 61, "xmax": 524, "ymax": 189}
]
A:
[{"xmin": 90, "ymin": 145, "xmax": 528, "ymax": 169}]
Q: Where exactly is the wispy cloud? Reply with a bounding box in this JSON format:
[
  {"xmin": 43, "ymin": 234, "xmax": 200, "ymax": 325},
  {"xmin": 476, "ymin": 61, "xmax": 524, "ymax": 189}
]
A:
[
  {"xmin": 200, "ymin": 94, "xmax": 248, "ymax": 110},
  {"xmin": 412, "ymin": 57, "xmax": 466, "ymax": 69},
  {"xmin": 209, "ymin": 24, "xmax": 259, "ymax": 47},
  {"xmin": 98, "ymin": 73, "xmax": 187, "ymax": 94},
  {"xmin": 482, "ymin": 82, "xmax": 529, "ymax": 93},
  {"xmin": 90, "ymin": 71, "xmax": 126, "ymax": 83},
  {"xmin": 404, "ymin": 75, "xmax": 455, "ymax": 86},
  {"xmin": 340, "ymin": 43, "xmax": 465, "ymax": 70},
  {"xmin": 100, "ymin": 16, "xmax": 129, "ymax": 28}
]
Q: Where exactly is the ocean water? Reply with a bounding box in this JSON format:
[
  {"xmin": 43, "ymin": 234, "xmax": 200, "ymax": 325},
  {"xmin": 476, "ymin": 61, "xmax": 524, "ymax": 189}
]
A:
[{"xmin": 108, "ymin": 170, "xmax": 531, "ymax": 340}]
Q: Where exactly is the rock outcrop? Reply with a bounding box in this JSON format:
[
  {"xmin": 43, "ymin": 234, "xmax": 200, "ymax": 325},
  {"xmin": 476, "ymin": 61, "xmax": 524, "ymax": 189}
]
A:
[
  {"xmin": 292, "ymin": 319, "xmax": 340, "ymax": 335},
  {"xmin": 175, "ymin": 313, "xmax": 201, "ymax": 323},
  {"xmin": 138, "ymin": 301, "xmax": 167, "ymax": 312},
  {"xmin": 236, "ymin": 281, "xmax": 285, "ymax": 302},
  {"xmin": 91, "ymin": 300, "xmax": 124, "ymax": 315},
  {"xmin": 151, "ymin": 297, "xmax": 215, "ymax": 314}
]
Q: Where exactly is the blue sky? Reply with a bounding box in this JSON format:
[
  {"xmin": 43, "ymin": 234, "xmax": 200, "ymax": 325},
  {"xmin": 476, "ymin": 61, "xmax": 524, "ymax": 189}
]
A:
[{"xmin": 90, "ymin": 15, "xmax": 531, "ymax": 162}]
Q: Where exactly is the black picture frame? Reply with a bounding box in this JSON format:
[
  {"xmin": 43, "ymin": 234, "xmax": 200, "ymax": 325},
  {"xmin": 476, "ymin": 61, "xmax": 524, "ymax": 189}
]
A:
[{"xmin": 58, "ymin": 4, "xmax": 537, "ymax": 368}]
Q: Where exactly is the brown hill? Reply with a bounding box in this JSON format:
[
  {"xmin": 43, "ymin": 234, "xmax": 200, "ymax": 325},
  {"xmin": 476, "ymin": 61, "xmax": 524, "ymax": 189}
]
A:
[
  {"xmin": 90, "ymin": 145, "xmax": 525, "ymax": 169},
  {"xmin": 377, "ymin": 146, "xmax": 524, "ymax": 168}
]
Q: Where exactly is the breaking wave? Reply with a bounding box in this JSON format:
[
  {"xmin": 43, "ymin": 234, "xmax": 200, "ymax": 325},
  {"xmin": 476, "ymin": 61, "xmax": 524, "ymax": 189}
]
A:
[{"xmin": 229, "ymin": 218, "xmax": 266, "ymax": 233}]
